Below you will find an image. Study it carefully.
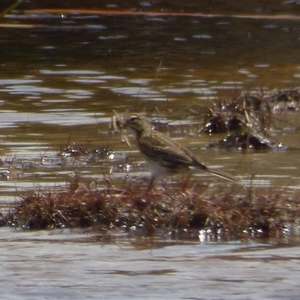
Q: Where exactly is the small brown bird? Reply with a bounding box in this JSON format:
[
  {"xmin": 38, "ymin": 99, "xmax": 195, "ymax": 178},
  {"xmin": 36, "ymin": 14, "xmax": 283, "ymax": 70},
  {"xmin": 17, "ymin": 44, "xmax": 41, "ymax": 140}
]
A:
[{"xmin": 121, "ymin": 113, "xmax": 238, "ymax": 192}]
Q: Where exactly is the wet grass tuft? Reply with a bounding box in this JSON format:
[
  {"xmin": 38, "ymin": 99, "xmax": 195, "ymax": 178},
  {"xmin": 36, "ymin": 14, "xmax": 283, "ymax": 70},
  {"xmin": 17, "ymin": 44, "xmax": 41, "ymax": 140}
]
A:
[{"xmin": 2, "ymin": 181, "xmax": 300, "ymax": 240}]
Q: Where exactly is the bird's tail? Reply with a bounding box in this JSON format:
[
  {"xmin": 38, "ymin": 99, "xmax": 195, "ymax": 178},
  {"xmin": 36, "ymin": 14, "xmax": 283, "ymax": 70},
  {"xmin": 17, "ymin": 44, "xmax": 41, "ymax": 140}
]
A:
[
  {"xmin": 205, "ymin": 168, "xmax": 239, "ymax": 183},
  {"xmin": 192, "ymin": 156, "xmax": 240, "ymax": 183}
]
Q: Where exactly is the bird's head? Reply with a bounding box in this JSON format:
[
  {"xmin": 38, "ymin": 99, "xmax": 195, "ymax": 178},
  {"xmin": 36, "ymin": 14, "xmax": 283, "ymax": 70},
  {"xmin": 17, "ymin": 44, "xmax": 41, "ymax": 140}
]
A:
[{"xmin": 123, "ymin": 114, "xmax": 152, "ymax": 138}]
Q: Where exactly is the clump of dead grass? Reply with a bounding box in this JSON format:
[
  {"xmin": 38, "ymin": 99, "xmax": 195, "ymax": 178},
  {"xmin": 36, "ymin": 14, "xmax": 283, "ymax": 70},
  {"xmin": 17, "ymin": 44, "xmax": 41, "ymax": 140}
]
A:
[{"xmin": 2, "ymin": 181, "xmax": 300, "ymax": 240}]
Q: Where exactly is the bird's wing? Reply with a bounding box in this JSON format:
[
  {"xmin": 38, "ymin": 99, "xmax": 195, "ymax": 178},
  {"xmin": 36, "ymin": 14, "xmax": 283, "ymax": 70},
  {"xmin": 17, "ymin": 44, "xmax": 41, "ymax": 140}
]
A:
[
  {"xmin": 137, "ymin": 132, "xmax": 238, "ymax": 182},
  {"xmin": 138, "ymin": 132, "xmax": 198, "ymax": 167}
]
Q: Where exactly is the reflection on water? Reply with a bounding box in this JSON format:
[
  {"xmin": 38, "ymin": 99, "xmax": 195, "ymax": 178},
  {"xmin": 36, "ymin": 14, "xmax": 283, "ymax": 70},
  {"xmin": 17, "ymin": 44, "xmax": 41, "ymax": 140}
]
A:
[
  {"xmin": 1, "ymin": 1, "xmax": 300, "ymax": 298},
  {"xmin": 0, "ymin": 1, "xmax": 299, "ymax": 204}
]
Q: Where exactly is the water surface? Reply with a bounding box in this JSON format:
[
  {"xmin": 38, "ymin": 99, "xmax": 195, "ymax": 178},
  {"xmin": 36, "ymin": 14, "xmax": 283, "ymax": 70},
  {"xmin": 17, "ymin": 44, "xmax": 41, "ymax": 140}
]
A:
[
  {"xmin": 1, "ymin": 227, "xmax": 300, "ymax": 300},
  {"xmin": 1, "ymin": 1, "xmax": 300, "ymax": 298}
]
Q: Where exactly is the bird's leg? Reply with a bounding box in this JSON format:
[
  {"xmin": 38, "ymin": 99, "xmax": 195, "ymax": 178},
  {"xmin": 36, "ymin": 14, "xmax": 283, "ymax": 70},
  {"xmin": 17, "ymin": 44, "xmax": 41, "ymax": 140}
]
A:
[
  {"xmin": 181, "ymin": 173, "xmax": 192, "ymax": 193},
  {"xmin": 144, "ymin": 174, "xmax": 156, "ymax": 195}
]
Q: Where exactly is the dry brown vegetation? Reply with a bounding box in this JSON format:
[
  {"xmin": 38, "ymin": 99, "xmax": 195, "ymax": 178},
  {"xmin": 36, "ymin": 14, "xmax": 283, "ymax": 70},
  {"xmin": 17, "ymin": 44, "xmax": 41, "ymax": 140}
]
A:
[{"xmin": 2, "ymin": 179, "xmax": 300, "ymax": 240}]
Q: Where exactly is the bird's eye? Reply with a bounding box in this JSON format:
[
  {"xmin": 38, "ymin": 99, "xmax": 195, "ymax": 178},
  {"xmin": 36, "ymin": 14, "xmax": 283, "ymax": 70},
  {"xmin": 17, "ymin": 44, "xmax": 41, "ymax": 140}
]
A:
[{"xmin": 129, "ymin": 117, "xmax": 139, "ymax": 122}]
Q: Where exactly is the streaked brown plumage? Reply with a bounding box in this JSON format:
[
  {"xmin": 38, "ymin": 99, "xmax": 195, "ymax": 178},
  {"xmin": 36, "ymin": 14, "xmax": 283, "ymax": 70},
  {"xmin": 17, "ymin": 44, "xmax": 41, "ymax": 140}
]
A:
[{"xmin": 122, "ymin": 114, "xmax": 238, "ymax": 192}]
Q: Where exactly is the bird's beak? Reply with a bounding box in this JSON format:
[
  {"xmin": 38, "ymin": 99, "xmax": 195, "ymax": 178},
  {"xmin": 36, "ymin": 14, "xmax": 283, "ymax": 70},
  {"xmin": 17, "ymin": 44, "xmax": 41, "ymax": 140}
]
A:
[
  {"xmin": 111, "ymin": 111, "xmax": 132, "ymax": 148},
  {"xmin": 121, "ymin": 128, "xmax": 131, "ymax": 148}
]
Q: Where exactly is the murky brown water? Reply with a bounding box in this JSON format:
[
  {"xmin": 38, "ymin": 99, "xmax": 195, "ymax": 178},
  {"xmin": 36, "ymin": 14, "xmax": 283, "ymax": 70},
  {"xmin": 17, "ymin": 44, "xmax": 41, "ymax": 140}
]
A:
[{"xmin": 1, "ymin": 1, "xmax": 300, "ymax": 299}]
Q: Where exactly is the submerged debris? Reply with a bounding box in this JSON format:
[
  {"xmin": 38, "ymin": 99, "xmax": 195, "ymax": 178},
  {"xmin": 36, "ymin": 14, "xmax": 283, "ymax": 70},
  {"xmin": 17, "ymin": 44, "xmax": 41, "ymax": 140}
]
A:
[
  {"xmin": 61, "ymin": 142, "xmax": 89, "ymax": 157},
  {"xmin": 209, "ymin": 132, "xmax": 279, "ymax": 150},
  {"xmin": 199, "ymin": 89, "xmax": 300, "ymax": 150},
  {"xmin": 266, "ymin": 88, "xmax": 300, "ymax": 111}
]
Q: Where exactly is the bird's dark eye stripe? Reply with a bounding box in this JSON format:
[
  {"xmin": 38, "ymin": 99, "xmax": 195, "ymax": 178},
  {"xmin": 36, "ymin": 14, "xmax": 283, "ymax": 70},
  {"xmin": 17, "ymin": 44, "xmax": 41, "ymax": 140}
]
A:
[{"xmin": 128, "ymin": 117, "xmax": 140, "ymax": 122}]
